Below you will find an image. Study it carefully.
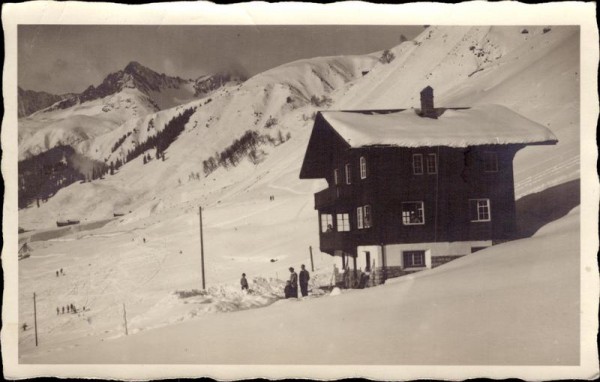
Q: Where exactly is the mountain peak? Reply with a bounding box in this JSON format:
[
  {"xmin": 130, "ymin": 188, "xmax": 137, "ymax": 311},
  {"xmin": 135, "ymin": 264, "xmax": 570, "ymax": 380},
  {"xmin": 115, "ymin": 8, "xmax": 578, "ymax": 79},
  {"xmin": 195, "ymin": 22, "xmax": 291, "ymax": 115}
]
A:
[{"xmin": 124, "ymin": 61, "xmax": 152, "ymax": 75}]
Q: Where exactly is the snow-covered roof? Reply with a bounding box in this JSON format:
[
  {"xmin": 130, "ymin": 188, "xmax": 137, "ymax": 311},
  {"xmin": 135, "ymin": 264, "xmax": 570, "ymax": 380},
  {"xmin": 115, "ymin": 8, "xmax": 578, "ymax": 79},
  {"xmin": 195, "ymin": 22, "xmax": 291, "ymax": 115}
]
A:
[{"xmin": 321, "ymin": 104, "xmax": 557, "ymax": 148}]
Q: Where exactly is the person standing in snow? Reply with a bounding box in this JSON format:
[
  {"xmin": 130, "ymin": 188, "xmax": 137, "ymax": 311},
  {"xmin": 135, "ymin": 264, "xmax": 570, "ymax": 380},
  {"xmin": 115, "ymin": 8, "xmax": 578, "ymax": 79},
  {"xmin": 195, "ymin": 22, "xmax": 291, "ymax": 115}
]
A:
[
  {"xmin": 299, "ymin": 264, "xmax": 310, "ymax": 297},
  {"xmin": 288, "ymin": 267, "xmax": 298, "ymax": 298},
  {"xmin": 240, "ymin": 273, "xmax": 249, "ymax": 291},
  {"xmin": 284, "ymin": 280, "xmax": 292, "ymax": 298}
]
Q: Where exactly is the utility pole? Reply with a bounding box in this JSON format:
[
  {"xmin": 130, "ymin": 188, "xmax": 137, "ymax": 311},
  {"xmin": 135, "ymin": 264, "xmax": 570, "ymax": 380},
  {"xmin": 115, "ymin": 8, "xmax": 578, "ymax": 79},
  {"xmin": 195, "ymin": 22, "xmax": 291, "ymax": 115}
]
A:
[
  {"xmin": 123, "ymin": 303, "xmax": 128, "ymax": 336},
  {"xmin": 199, "ymin": 206, "xmax": 206, "ymax": 290},
  {"xmin": 33, "ymin": 292, "xmax": 38, "ymax": 347},
  {"xmin": 309, "ymin": 246, "xmax": 314, "ymax": 272}
]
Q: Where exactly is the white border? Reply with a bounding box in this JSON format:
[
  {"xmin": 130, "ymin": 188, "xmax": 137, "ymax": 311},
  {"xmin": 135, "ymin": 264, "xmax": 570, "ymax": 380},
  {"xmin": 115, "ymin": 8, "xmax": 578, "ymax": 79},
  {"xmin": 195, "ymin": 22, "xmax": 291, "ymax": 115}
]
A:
[{"xmin": 2, "ymin": 1, "xmax": 598, "ymax": 380}]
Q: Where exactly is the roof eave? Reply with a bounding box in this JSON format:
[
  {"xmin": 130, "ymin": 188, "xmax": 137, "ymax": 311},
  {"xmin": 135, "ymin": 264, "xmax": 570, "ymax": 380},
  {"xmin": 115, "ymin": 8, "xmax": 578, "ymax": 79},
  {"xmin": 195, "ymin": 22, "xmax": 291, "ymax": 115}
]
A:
[{"xmin": 346, "ymin": 139, "xmax": 559, "ymax": 149}]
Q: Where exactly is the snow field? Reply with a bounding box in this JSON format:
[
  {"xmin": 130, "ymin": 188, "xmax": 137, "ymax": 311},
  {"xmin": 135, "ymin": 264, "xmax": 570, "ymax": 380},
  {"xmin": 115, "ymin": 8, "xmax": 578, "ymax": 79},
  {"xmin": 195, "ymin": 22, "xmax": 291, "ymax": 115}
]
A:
[{"xmin": 21, "ymin": 206, "xmax": 580, "ymax": 364}]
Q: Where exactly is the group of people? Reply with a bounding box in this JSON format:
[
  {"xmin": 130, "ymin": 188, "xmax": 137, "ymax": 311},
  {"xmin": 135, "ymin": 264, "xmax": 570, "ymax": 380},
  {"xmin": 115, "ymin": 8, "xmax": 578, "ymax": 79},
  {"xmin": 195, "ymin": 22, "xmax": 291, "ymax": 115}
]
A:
[
  {"xmin": 239, "ymin": 264, "xmax": 311, "ymax": 299},
  {"xmin": 56, "ymin": 303, "xmax": 81, "ymax": 315},
  {"xmin": 54, "ymin": 268, "xmax": 64, "ymax": 277},
  {"xmin": 284, "ymin": 264, "xmax": 310, "ymax": 298}
]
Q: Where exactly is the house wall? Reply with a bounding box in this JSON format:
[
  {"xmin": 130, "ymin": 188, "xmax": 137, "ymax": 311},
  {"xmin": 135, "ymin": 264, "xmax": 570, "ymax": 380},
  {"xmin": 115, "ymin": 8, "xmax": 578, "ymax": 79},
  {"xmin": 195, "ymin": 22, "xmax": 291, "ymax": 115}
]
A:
[
  {"xmin": 317, "ymin": 138, "xmax": 521, "ymax": 255},
  {"xmin": 384, "ymin": 240, "xmax": 491, "ymax": 268},
  {"xmin": 357, "ymin": 240, "xmax": 491, "ymax": 271}
]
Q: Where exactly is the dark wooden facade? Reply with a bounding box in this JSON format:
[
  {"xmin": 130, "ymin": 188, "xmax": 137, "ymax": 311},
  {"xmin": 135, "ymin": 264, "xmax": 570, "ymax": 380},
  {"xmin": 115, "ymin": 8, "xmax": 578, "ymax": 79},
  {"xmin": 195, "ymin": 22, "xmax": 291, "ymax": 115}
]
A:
[{"xmin": 301, "ymin": 112, "xmax": 522, "ymax": 257}]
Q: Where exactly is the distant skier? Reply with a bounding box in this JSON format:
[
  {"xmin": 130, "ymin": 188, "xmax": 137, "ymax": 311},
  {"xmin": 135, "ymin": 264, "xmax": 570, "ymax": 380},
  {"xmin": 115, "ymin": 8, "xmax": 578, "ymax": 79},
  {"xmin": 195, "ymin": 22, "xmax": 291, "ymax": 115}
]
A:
[
  {"xmin": 299, "ymin": 264, "xmax": 310, "ymax": 297},
  {"xmin": 240, "ymin": 273, "xmax": 249, "ymax": 291},
  {"xmin": 60, "ymin": 268, "xmax": 63, "ymax": 275},
  {"xmin": 67, "ymin": 305, "xmax": 70, "ymax": 313},
  {"xmin": 56, "ymin": 270, "xmax": 59, "ymax": 277},
  {"xmin": 288, "ymin": 267, "xmax": 298, "ymax": 298},
  {"xmin": 56, "ymin": 307, "xmax": 59, "ymax": 315},
  {"xmin": 143, "ymin": 238, "xmax": 146, "ymax": 243},
  {"xmin": 62, "ymin": 306, "xmax": 65, "ymax": 314}
]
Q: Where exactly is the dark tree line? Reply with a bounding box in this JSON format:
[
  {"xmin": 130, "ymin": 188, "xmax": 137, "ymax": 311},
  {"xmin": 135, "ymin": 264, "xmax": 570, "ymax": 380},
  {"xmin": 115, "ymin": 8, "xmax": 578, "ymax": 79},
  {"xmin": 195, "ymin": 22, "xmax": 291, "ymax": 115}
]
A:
[
  {"xmin": 18, "ymin": 107, "xmax": 197, "ymax": 209},
  {"xmin": 202, "ymin": 129, "xmax": 291, "ymax": 176},
  {"xmin": 18, "ymin": 145, "xmax": 107, "ymax": 209},
  {"xmin": 111, "ymin": 131, "xmax": 132, "ymax": 153},
  {"xmin": 123, "ymin": 106, "xmax": 197, "ymax": 166}
]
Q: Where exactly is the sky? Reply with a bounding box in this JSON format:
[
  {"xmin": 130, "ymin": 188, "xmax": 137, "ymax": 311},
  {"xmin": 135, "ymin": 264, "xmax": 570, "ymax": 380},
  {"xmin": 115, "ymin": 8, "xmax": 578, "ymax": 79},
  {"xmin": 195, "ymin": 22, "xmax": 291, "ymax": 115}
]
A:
[{"xmin": 18, "ymin": 25, "xmax": 424, "ymax": 94}]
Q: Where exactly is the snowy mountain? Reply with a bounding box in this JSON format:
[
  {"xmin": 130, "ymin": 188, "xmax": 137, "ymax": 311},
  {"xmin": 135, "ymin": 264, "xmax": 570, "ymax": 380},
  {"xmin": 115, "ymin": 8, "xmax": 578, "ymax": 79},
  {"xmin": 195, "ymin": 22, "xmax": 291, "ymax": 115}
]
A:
[
  {"xmin": 46, "ymin": 61, "xmax": 199, "ymax": 113},
  {"xmin": 194, "ymin": 72, "xmax": 246, "ymax": 97},
  {"xmin": 18, "ymin": 62, "xmax": 243, "ymax": 160},
  {"xmin": 17, "ymin": 26, "xmax": 581, "ymax": 364},
  {"xmin": 335, "ymin": 25, "xmax": 579, "ymax": 197},
  {"xmin": 17, "ymin": 87, "xmax": 73, "ymax": 118}
]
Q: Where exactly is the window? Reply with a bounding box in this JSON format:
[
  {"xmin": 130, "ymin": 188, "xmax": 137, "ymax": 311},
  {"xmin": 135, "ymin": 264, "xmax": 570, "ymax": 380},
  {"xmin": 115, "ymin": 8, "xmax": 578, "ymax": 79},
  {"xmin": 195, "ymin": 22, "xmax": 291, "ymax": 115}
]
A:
[
  {"xmin": 483, "ymin": 152, "xmax": 498, "ymax": 172},
  {"xmin": 345, "ymin": 163, "xmax": 352, "ymax": 184},
  {"xmin": 363, "ymin": 205, "xmax": 372, "ymax": 228},
  {"xmin": 469, "ymin": 199, "xmax": 491, "ymax": 222},
  {"xmin": 412, "ymin": 154, "xmax": 424, "ymax": 175},
  {"xmin": 402, "ymin": 202, "xmax": 425, "ymax": 225},
  {"xmin": 333, "ymin": 169, "xmax": 339, "ymax": 185},
  {"xmin": 336, "ymin": 213, "xmax": 350, "ymax": 232},
  {"xmin": 320, "ymin": 214, "xmax": 333, "ymax": 233},
  {"xmin": 356, "ymin": 205, "xmax": 373, "ymax": 230},
  {"xmin": 426, "ymin": 153, "xmax": 437, "ymax": 174},
  {"xmin": 403, "ymin": 250, "xmax": 426, "ymax": 268},
  {"xmin": 357, "ymin": 207, "xmax": 364, "ymax": 229},
  {"xmin": 360, "ymin": 156, "xmax": 367, "ymax": 179}
]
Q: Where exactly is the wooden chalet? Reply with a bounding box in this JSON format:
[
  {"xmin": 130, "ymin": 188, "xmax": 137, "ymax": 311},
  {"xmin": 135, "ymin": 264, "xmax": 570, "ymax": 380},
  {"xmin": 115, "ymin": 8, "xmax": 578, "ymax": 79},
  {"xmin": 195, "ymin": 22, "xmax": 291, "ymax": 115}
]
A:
[{"xmin": 300, "ymin": 86, "xmax": 558, "ymax": 285}]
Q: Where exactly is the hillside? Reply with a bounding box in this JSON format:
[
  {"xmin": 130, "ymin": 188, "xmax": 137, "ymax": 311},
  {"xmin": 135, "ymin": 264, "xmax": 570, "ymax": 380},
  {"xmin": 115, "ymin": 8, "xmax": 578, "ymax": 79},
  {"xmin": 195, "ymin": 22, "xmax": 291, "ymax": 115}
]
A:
[
  {"xmin": 17, "ymin": 26, "xmax": 581, "ymax": 364},
  {"xmin": 18, "ymin": 87, "xmax": 72, "ymax": 118},
  {"xmin": 17, "ymin": 62, "xmax": 243, "ymax": 161},
  {"xmin": 18, "ymin": 53, "xmax": 378, "ymax": 228},
  {"xmin": 336, "ymin": 25, "xmax": 579, "ymax": 197}
]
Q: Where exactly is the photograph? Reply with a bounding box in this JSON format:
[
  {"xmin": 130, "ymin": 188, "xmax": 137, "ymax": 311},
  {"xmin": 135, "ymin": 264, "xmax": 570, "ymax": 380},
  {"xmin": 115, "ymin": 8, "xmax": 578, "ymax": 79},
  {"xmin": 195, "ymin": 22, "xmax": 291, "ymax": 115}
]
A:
[{"xmin": 2, "ymin": 1, "xmax": 598, "ymax": 380}]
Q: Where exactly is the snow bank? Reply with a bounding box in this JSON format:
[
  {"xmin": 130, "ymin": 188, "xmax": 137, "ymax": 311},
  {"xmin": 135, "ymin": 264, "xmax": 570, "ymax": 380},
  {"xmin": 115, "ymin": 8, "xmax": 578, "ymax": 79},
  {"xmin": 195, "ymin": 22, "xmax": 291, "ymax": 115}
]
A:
[{"xmin": 322, "ymin": 104, "xmax": 557, "ymax": 148}]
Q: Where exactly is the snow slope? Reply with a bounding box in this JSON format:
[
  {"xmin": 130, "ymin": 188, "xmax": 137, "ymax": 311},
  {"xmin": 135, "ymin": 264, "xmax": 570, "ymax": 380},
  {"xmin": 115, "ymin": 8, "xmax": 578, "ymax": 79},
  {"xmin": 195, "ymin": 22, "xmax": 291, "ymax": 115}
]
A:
[
  {"xmin": 17, "ymin": 63, "xmax": 243, "ymax": 161},
  {"xmin": 18, "ymin": 88, "xmax": 158, "ymax": 160},
  {"xmin": 20, "ymin": 206, "xmax": 580, "ymax": 364},
  {"xmin": 17, "ymin": 26, "xmax": 581, "ymax": 364},
  {"xmin": 18, "ymin": 53, "xmax": 377, "ymax": 229},
  {"xmin": 336, "ymin": 25, "xmax": 579, "ymax": 197}
]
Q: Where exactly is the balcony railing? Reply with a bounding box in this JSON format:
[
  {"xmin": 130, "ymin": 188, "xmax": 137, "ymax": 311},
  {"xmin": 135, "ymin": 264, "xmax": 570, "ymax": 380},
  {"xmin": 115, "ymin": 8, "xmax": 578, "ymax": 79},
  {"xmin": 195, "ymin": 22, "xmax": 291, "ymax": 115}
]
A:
[
  {"xmin": 314, "ymin": 186, "xmax": 356, "ymax": 209},
  {"xmin": 315, "ymin": 187, "xmax": 336, "ymax": 209},
  {"xmin": 319, "ymin": 231, "xmax": 353, "ymax": 253}
]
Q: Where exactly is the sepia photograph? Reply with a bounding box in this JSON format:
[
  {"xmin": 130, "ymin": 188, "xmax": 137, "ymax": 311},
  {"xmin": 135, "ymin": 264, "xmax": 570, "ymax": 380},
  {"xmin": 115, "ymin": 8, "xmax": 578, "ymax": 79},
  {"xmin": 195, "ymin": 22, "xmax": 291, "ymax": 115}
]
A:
[{"xmin": 2, "ymin": 1, "xmax": 598, "ymax": 380}]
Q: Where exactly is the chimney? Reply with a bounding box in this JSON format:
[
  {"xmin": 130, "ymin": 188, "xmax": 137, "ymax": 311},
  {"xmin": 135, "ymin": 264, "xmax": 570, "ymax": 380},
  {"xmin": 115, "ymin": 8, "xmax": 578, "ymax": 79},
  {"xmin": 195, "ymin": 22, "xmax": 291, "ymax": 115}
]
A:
[{"xmin": 420, "ymin": 86, "xmax": 437, "ymax": 119}]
